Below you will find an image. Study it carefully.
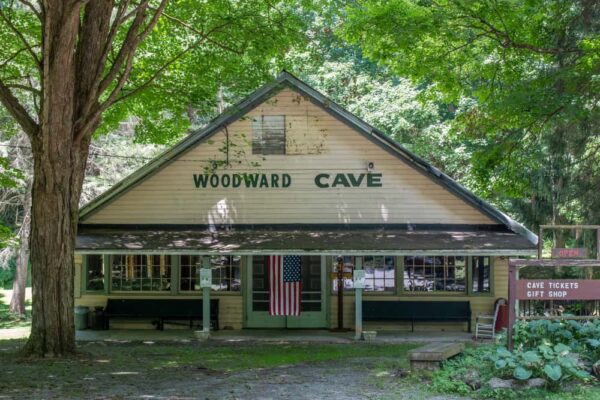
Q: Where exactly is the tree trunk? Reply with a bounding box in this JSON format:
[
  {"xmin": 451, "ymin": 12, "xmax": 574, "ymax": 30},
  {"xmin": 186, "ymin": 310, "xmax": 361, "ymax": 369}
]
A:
[
  {"xmin": 9, "ymin": 189, "xmax": 31, "ymax": 316},
  {"xmin": 22, "ymin": 1, "xmax": 86, "ymax": 357}
]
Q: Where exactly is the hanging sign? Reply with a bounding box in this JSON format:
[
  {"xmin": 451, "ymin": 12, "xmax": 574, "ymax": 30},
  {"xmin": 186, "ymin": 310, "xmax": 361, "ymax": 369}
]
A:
[
  {"xmin": 516, "ymin": 279, "xmax": 600, "ymax": 300},
  {"xmin": 353, "ymin": 270, "xmax": 366, "ymax": 289},
  {"xmin": 551, "ymin": 248, "xmax": 588, "ymax": 259},
  {"xmin": 199, "ymin": 268, "xmax": 212, "ymax": 288}
]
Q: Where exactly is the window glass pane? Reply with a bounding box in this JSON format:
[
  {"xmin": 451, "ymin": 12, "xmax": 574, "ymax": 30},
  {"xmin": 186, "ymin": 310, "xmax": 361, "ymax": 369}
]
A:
[
  {"xmin": 110, "ymin": 254, "xmax": 170, "ymax": 292},
  {"xmin": 252, "ymin": 115, "xmax": 285, "ymax": 155},
  {"xmin": 403, "ymin": 256, "xmax": 466, "ymax": 293},
  {"xmin": 472, "ymin": 256, "xmax": 491, "ymax": 293},
  {"xmin": 333, "ymin": 256, "xmax": 396, "ymax": 292},
  {"xmin": 86, "ymin": 255, "xmax": 104, "ymax": 291}
]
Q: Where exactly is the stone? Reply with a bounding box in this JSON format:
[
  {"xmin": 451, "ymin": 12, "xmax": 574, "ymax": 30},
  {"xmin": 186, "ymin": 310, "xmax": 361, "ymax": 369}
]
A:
[
  {"xmin": 488, "ymin": 377, "xmax": 515, "ymax": 389},
  {"xmin": 462, "ymin": 370, "xmax": 481, "ymax": 390},
  {"xmin": 592, "ymin": 361, "xmax": 600, "ymax": 378}
]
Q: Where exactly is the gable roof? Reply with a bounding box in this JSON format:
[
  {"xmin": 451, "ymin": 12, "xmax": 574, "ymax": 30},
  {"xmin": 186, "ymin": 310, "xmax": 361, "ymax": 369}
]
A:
[{"xmin": 79, "ymin": 71, "xmax": 537, "ymax": 246}]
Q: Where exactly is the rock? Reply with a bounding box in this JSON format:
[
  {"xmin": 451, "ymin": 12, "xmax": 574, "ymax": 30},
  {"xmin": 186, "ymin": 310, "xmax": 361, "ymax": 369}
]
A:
[
  {"xmin": 592, "ymin": 361, "xmax": 600, "ymax": 379},
  {"xmin": 488, "ymin": 377, "xmax": 515, "ymax": 389},
  {"xmin": 526, "ymin": 378, "xmax": 546, "ymax": 388},
  {"xmin": 462, "ymin": 370, "xmax": 481, "ymax": 390}
]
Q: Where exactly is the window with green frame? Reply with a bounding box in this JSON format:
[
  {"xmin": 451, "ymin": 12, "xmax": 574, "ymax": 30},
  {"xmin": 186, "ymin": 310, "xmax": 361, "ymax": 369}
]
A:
[
  {"xmin": 331, "ymin": 255, "xmax": 396, "ymax": 292},
  {"xmin": 179, "ymin": 255, "xmax": 241, "ymax": 292},
  {"xmin": 403, "ymin": 256, "xmax": 466, "ymax": 292},
  {"xmin": 85, "ymin": 254, "xmax": 104, "ymax": 291},
  {"xmin": 110, "ymin": 254, "xmax": 171, "ymax": 292}
]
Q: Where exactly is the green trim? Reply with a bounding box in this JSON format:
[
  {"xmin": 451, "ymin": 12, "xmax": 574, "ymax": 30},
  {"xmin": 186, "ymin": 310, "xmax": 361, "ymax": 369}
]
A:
[
  {"xmin": 468, "ymin": 256, "xmax": 495, "ymax": 297},
  {"xmin": 81, "ymin": 254, "xmax": 106, "ymax": 294},
  {"xmin": 77, "ymin": 71, "xmax": 536, "ymax": 248},
  {"xmin": 171, "ymin": 255, "xmax": 179, "ymax": 295}
]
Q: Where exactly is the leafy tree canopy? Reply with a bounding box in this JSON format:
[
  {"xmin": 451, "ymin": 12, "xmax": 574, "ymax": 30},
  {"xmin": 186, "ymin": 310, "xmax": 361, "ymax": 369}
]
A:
[{"xmin": 341, "ymin": 0, "xmax": 600, "ymax": 228}]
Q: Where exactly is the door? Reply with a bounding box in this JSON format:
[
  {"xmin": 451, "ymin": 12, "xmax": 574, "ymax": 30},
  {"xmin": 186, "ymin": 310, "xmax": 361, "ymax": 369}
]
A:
[{"xmin": 246, "ymin": 255, "xmax": 327, "ymax": 328}]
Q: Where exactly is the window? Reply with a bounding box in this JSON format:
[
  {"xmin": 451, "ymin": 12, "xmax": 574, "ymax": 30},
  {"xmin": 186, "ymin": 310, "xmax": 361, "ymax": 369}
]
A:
[
  {"xmin": 111, "ymin": 255, "xmax": 171, "ymax": 292},
  {"xmin": 211, "ymin": 255, "xmax": 241, "ymax": 291},
  {"xmin": 332, "ymin": 256, "xmax": 396, "ymax": 292},
  {"xmin": 332, "ymin": 256, "xmax": 355, "ymax": 292},
  {"xmin": 403, "ymin": 256, "xmax": 466, "ymax": 292},
  {"xmin": 179, "ymin": 255, "xmax": 241, "ymax": 292},
  {"xmin": 364, "ymin": 256, "xmax": 395, "ymax": 292},
  {"xmin": 180, "ymin": 255, "xmax": 201, "ymax": 291},
  {"xmin": 471, "ymin": 256, "xmax": 491, "ymax": 293},
  {"xmin": 85, "ymin": 255, "xmax": 104, "ymax": 291},
  {"xmin": 252, "ymin": 115, "xmax": 285, "ymax": 155}
]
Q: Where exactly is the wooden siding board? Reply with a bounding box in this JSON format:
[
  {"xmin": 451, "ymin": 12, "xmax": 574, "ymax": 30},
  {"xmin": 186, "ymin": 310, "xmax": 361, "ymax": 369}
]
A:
[{"xmin": 85, "ymin": 89, "xmax": 495, "ymax": 226}]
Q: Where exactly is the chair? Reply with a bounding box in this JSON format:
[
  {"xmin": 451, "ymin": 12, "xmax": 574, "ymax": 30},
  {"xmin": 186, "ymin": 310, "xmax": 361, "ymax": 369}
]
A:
[{"xmin": 475, "ymin": 299, "xmax": 505, "ymax": 340}]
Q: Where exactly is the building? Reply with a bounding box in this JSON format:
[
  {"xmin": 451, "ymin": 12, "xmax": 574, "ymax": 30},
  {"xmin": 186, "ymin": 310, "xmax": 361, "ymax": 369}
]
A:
[{"xmin": 74, "ymin": 72, "xmax": 537, "ymax": 332}]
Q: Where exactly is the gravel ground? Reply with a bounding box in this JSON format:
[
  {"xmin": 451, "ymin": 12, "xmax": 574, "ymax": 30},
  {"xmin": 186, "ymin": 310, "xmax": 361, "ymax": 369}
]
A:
[{"xmin": 0, "ymin": 340, "xmax": 470, "ymax": 400}]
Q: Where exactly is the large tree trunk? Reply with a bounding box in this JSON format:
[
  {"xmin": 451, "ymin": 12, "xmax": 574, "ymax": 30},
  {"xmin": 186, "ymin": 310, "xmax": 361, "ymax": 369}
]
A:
[
  {"xmin": 22, "ymin": 1, "xmax": 86, "ymax": 357},
  {"xmin": 9, "ymin": 189, "xmax": 31, "ymax": 316}
]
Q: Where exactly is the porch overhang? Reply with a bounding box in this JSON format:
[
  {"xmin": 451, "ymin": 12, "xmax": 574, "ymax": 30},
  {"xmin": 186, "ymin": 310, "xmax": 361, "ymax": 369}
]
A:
[{"xmin": 76, "ymin": 225, "xmax": 537, "ymax": 256}]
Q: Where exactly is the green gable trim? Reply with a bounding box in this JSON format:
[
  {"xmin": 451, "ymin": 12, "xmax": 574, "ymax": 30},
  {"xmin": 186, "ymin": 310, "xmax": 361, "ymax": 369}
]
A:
[{"xmin": 79, "ymin": 71, "xmax": 537, "ymax": 246}]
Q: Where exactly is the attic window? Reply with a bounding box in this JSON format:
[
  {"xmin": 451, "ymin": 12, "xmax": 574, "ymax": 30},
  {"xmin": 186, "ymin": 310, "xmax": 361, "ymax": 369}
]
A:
[{"xmin": 252, "ymin": 115, "xmax": 285, "ymax": 155}]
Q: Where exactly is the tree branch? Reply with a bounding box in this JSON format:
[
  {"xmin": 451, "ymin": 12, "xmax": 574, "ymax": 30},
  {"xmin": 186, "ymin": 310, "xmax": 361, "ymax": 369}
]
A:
[
  {"xmin": 0, "ymin": 79, "xmax": 39, "ymax": 137},
  {"xmin": 17, "ymin": 0, "xmax": 42, "ymax": 20},
  {"xmin": 74, "ymin": 0, "xmax": 168, "ymax": 143},
  {"xmin": 0, "ymin": 8, "xmax": 42, "ymax": 71}
]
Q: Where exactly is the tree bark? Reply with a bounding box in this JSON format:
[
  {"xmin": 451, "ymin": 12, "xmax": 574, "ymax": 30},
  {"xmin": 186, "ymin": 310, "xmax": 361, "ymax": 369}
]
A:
[
  {"xmin": 22, "ymin": 1, "xmax": 85, "ymax": 357},
  {"xmin": 9, "ymin": 189, "xmax": 31, "ymax": 316}
]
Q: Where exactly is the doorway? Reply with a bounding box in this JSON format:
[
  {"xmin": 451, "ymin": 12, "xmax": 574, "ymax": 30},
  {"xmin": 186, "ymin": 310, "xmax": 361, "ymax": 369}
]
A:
[{"xmin": 245, "ymin": 255, "xmax": 328, "ymax": 328}]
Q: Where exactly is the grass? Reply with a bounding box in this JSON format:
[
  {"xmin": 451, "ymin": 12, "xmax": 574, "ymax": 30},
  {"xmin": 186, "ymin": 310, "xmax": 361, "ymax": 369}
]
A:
[
  {"xmin": 0, "ymin": 339, "xmax": 419, "ymax": 399},
  {"xmin": 0, "ymin": 290, "xmax": 31, "ymax": 329}
]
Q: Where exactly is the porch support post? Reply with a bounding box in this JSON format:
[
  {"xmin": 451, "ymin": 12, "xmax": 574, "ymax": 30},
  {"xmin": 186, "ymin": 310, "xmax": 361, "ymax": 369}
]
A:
[
  {"xmin": 202, "ymin": 256, "xmax": 211, "ymax": 333},
  {"xmin": 507, "ymin": 261, "xmax": 517, "ymax": 351},
  {"xmin": 354, "ymin": 256, "xmax": 363, "ymax": 340}
]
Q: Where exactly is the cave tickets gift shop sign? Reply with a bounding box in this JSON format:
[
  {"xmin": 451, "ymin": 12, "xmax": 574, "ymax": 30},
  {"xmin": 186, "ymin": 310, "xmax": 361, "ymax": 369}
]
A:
[
  {"xmin": 192, "ymin": 172, "xmax": 383, "ymax": 189},
  {"xmin": 516, "ymin": 279, "xmax": 600, "ymax": 300}
]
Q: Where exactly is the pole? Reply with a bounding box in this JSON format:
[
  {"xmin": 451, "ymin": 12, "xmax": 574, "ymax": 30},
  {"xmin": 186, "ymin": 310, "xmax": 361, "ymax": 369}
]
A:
[
  {"xmin": 507, "ymin": 262, "xmax": 517, "ymax": 350},
  {"xmin": 202, "ymin": 256, "xmax": 211, "ymax": 334},
  {"xmin": 337, "ymin": 257, "xmax": 344, "ymax": 330},
  {"xmin": 354, "ymin": 257, "xmax": 363, "ymax": 340}
]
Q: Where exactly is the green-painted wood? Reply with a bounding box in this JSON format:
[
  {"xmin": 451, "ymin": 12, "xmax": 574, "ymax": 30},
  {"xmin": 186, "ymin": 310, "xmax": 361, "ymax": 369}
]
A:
[{"xmin": 354, "ymin": 256, "xmax": 363, "ymax": 340}]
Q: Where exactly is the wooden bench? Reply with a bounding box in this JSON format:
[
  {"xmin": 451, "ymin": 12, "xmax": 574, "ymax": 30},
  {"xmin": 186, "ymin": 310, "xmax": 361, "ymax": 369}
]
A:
[
  {"xmin": 363, "ymin": 301, "xmax": 472, "ymax": 332},
  {"xmin": 408, "ymin": 342, "xmax": 465, "ymax": 370},
  {"xmin": 104, "ymin": 299, "xmax": 219, "ymax": 331}
]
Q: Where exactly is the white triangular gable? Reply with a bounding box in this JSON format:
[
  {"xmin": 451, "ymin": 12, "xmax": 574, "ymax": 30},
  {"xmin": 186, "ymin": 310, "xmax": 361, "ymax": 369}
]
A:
[{"xmin": 82, "ymin": 88, "xmax": 494, "ymax": 226}]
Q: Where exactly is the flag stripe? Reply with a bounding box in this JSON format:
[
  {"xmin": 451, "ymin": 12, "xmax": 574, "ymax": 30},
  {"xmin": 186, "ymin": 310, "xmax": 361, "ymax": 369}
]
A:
[{"xmin": 269, "ymin": 255, "xmax": 301, "ymax": 316}]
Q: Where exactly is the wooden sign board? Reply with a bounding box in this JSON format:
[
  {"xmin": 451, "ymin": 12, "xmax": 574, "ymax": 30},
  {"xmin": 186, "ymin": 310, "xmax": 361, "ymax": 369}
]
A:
[
  {"xmin": 516, "ymin": 279, "xmax": 600, "ymax": 300},
  {"xmin": 551, "ymin": 248, "xmax": 588, "ymax": 259}
]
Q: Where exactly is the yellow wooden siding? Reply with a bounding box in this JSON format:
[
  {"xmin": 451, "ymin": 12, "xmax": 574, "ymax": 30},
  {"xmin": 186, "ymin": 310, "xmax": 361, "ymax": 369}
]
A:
[{"xmin": 84, "ymin": 88, "xmax": 494, "ymax": 225}]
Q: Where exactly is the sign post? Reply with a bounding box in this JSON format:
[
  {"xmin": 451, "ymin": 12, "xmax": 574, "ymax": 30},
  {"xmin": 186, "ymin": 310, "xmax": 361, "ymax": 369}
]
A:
[
  {"xmin": 200, "ymin": 257, "xmax": 212, "ymax": 334},
  {"xmin": 330, "ymin": 256, "xmax": 352, "ymax": 331},
  {"xmin": 353, "ymin": 258, "xmax": 365, "ymax": 340},
  {"xmin": 507, "ymin": 258, "xmax": 600, "ymax": 350}
]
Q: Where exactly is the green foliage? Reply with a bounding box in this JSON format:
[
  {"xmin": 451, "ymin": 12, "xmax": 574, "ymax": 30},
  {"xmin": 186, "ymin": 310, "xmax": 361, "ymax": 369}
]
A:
[
  {"xmin": 514, "ymin": 319, "xmax": 600, "ymax": 363},
  {"xmin": 492, "ymin": 343, "xmax": 591, "ymax": 383},
  {"xmin": 341, "ymin": 0, "xmax": 600, "ymax": 228}
]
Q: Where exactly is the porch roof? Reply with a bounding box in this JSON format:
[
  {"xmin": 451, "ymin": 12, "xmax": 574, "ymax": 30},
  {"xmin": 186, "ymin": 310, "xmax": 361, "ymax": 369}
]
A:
[{"xmin": 76, "ymin": 226, "xmax": 536, "ymax": 256}]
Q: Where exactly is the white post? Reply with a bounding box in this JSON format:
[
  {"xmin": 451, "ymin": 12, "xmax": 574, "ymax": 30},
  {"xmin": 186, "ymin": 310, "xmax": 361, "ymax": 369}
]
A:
[
  {"xmin": 354, "ymin": 256, "xmax": 364, "ymax": 340},
  {"xmin": 200, "ymin": 257, "xmax": 212, "ymax": 335}
]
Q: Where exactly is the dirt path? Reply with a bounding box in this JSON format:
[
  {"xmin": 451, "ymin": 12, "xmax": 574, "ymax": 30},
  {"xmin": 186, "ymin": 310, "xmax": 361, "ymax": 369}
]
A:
[{"xmin": 0, "ymin": 340, "xmax": 469, "ymax": 400}]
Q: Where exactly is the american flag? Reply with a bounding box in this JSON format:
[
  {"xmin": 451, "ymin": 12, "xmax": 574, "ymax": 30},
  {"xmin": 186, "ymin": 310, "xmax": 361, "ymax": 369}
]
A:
[{"xmin": 269, "ymin": 255, "xmax": 302, "ymax": 316}]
